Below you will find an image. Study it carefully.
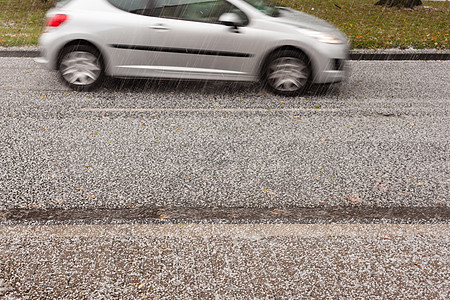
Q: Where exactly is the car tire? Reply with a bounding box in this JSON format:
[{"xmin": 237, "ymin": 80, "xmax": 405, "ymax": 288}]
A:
[
  {"xmin": 264, "ymin": 50, "xmax": 311, "ymax": 96},
  {"xmin": 58, "ymin": 45, "xmax": 104, "ymax": 91}
]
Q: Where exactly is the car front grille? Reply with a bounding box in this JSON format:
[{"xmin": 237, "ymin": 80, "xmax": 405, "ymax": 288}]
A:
[{"xmin": 332, "ymin": 59, "xmax": 344, "ymax": 71}]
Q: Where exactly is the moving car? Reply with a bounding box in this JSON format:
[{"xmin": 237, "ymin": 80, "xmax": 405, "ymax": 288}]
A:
[{"xmin": 36, "ymin": 0, "xmax": 349, "ymax": 95}]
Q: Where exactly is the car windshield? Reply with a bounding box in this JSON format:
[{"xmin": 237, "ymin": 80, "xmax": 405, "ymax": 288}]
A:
[{"xmin": 242, "ymin": 0, "xmax": 279, "ymax": 17}]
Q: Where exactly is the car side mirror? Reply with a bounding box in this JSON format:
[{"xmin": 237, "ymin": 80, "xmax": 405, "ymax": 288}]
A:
[{"xmin": 218, "ymin": 13, "xmax": 242, "ymax": 29}]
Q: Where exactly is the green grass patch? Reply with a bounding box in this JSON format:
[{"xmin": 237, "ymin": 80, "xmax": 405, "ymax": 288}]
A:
[
  {"xmin": 0, "ymin": 0, "xmax": 56, "ymax": 46},
  {"xmin": 0, "ymin": 0, "xmax": 448, "ymax": 49},
  {"xmin": 276, "ymin": 0, "xmax": 449, "ymax": 49}
]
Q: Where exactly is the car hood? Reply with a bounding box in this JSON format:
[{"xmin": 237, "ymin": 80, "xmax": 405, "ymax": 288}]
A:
[{"xmin": 274, "ymin": 7, "xmax": 346, "ymax": 39}]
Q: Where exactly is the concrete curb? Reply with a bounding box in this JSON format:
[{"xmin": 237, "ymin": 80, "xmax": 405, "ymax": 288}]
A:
[{"xmin": 0, "ymin": 49, "xmax": 449, "ymax": 60}]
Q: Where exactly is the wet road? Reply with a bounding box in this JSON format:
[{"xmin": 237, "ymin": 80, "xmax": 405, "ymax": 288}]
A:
[
  {"xmin": 0, "ymin": 58, "xmax": 449, "ymax": 211},
  {"xmin": 0, "ymin": 58, "xmax": 449, "ymax": 298}
]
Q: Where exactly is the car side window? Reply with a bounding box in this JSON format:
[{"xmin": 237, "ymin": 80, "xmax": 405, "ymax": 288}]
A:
[
  {"xmin": 107, "ymin": 0, "xmax": 151, "ymax": 14},
  {"xmin": 150, "ymin": 0, "xmax": 248, "ymax": 25}
]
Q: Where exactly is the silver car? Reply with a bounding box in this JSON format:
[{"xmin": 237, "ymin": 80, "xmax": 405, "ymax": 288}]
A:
[{"xmin": 36, "ymin": 0, "xmax": 349, "ymax": 95}]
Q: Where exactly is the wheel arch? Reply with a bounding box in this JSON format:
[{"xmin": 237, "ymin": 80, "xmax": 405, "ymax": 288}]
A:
[
  {"xmin": 56, "ymin": 39, "xmax": 107, "ymax": 70},
  {"xmin": 258, "ymin": 45, "xmax": 313, "ymax": 81}
]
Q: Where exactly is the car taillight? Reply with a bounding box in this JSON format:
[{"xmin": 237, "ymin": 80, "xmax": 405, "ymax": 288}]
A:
[{"xmin": 46, "ymin": 14, "xmax": 68, "ymax": 27}]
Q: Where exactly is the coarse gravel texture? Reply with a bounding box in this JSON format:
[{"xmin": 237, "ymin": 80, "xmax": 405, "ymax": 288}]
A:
[
  {"xmin": 0, "ymin": 58, "xmax": 449, "ymax": 210},
  {"xmin": 0, "ymin": 224, "xmax": 449, "ymax": 299}
]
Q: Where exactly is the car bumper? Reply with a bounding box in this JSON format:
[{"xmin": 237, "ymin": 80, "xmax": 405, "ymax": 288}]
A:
[
  {"xmin": 308, "ymin": 43, "xmax": 349, "ymax": 84},
  {"xmin": 36, "ymin": 32, "xmax": 64, "ymax": 70},
  {"xmin": 317, "ymin": 69, "xmax": 346, "ymax": 83},
  {"xmin": 34, "ymin": 54, "xmax": 50, "ymax": 69}
]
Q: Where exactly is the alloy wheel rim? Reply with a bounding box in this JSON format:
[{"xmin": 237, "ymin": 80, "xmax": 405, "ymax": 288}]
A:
[
  {"xmin": 60, "ymin": 51, "xmax": 101, "ymax": 86},
  {"xmin": 267, "ymin": 57, "xmax": 308, "ymax": 92}
]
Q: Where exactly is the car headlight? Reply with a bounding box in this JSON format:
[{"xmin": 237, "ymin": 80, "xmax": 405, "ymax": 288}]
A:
[{"xmin": 297, "ymin": 28, "xmax": 343, "ymax": 44}]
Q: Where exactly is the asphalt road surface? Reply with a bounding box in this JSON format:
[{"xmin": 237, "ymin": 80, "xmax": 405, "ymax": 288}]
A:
[{"xmin": 0, "ymin": 58, "xmax": 449, "ymax": 298}]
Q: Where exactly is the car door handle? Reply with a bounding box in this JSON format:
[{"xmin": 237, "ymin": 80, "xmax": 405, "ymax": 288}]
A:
[{"xmin": 149, "ymin": 24, "xmax": 169, "ymax": 30}]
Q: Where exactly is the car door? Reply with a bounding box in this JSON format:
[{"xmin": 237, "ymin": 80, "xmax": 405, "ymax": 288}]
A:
[{"xmin": 109, "ymin": 0, "xmax": 265, "ymax": 81}]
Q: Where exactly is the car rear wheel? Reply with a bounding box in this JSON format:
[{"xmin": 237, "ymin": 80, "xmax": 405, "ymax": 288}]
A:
[
  {"xmin": 58, "ymin": 45, "xmax": 104, "ymax": 91},
  {"xmin": 265, "ymin": 50, "xmax": 311, "ymax": 96}
]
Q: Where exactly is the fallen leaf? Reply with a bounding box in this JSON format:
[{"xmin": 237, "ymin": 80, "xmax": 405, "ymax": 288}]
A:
[
  {"xmin": 55, "ymin": 198, "xmax": 69, "ymax": 203},
  {"xmin": 348, "ymin": 195, "xmax": 363, "ymax": 203},
  {"xmin": 377, "ymin": 185, "xmax": 390, "ymax": 191}
]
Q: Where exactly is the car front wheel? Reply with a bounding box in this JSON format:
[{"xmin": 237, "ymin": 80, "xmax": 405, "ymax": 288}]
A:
[
  {"xmin": 265, "ymin": 50, "xmax": 311, "ymax": 96},
  {"xmin": 58, "ymin": 45, "xmax": 104, "ymax": 91}
]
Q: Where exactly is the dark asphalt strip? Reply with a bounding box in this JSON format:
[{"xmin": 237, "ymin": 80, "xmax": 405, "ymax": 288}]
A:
[
  {"xmin": 1, "ymin": 50, "xmax": 449, "ymax": 60},
  {"xmin": 1, "ymin": 206, "xmax": 449, "ymax": 225},
  {"xmin": 0, "ymin": 51, "xmax": 40, "ymax": 57},
  {"xmin": 350, "ymin": 53, "xmax": 450, "ymax": 60}
]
